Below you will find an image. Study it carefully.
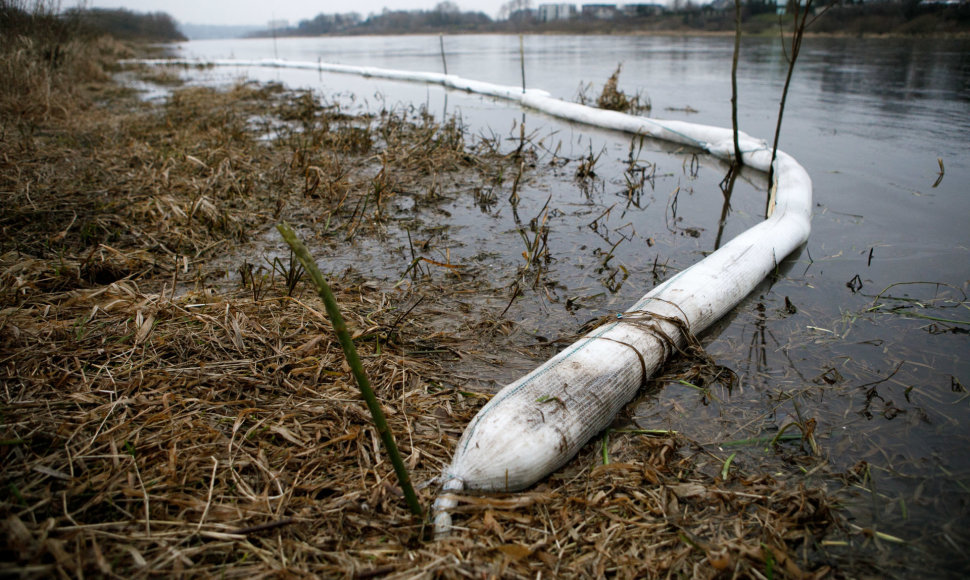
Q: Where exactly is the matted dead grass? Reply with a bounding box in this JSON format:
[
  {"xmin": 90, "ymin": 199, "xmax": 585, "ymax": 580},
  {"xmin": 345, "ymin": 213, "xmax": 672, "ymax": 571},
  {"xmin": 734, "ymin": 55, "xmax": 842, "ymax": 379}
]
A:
[
  {"xmin": 1, "ymin": 34, "xmax": 845, "ymax": 578},
  {"xmin": 0, "ymin": 269, "xmax": 840, "ymax": 579}
]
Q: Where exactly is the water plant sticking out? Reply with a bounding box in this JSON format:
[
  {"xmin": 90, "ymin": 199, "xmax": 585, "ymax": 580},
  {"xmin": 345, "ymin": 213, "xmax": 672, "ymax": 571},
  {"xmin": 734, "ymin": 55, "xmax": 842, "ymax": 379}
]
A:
[
  {"xmin": 578, "ymin": 63, "xmax": 652, "ymax": 116},
  {"xmin": 575, "ymin": 143, "xmax": 603, "ymax": 181}
]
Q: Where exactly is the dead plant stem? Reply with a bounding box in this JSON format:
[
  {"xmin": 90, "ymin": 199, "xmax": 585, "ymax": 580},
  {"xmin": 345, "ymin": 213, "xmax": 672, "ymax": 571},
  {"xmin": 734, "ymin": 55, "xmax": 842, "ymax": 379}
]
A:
[
  {"xmin": 731, "ymin": 0, "xmax": 743, "ymax": 167},
  {"xmin": 276, "ymin": 222, "xmax": 422, "ymax": 517}
]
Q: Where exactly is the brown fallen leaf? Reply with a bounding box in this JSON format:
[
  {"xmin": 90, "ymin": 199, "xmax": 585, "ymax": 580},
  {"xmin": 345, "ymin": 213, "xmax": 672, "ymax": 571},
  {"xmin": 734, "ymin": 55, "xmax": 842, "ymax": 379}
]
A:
[{"xmin": 495, "ymin": 543, "xmax": 531, "ymax": 561}]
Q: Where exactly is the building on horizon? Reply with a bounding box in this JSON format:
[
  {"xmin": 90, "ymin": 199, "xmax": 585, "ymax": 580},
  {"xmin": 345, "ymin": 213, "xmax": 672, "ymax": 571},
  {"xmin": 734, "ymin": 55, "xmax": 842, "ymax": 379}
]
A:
[
  {"xmin": 582, "ymin": 4, "xmax": 619, "ymax": 19},
  {"xmin": 538, "ymin": 3, "xmax": 579, "ymax": 21}
]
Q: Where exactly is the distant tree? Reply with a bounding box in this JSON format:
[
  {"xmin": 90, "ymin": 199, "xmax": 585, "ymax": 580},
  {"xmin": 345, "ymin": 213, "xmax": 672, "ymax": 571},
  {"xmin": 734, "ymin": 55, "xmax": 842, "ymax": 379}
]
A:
[
  {"xmin": 499, "ymin": 0, "xmax": 533, "ymax": 20},
  {"xmin": 430, "ymin": 2, "xmax": 460, "ymax": 26},
  {"xmin": 435, "ymin": 1, "xmax": 460, "ymax": 14},
  {"xmin": 745, "ymin": 0, "xmax": 776, "ymax": 16},
  {"xmin": 68, "ymin": 8, "xmax": 185, "ymax": 41},
  {"xmin": 353, "ymin": 7, "xmax": 491, "ymax": 34},
  {"xmin": 294, "ymin": 12, "xmax": 361, "ymax": 35}
]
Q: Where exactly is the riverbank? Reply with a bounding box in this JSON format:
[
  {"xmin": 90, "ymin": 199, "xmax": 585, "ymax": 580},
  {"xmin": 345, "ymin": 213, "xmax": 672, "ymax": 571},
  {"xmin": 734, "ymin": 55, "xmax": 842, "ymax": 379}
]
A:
[
  {"xmin": 7, "ymin": 14, "xmax": 969, "ymax": 575},
  {"xmin": 0, "ymin": 25, "xmax": 864, "ymax": 579}
]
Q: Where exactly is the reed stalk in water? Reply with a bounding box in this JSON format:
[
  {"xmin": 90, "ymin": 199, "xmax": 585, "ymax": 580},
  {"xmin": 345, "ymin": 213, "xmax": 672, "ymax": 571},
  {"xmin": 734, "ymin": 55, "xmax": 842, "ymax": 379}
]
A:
[
  {"xmin": 731, "ymin": 0, "xmax": 743, "ymax": 168},
  {"xmin": 769, "ymin": 0, "xmax": 830, "ymax": 199}
]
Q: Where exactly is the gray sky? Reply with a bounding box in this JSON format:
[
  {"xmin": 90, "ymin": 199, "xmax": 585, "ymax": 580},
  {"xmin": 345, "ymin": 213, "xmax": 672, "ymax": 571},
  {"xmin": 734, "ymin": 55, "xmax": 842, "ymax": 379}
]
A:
[{"xmin": 84, "ymin": 0, "xmax": 530, "ymax": 26}]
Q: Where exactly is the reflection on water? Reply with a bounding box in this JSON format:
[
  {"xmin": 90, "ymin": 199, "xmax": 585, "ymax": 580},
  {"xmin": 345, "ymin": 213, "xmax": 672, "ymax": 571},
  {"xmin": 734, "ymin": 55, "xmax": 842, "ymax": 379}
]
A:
[
  {"xmin": 816, "ymin": 38, "xmax": 970, "ymax": 102},
  {"xmin": 172, "ymin": 34, "xmax": 970, "ymax": 577}
]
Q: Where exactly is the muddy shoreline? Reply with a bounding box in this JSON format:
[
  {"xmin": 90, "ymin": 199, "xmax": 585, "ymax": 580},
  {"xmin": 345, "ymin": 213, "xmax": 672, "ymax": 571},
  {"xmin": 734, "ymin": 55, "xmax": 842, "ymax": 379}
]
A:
[{"xmin": 2, "ymin": 30, "xmax": 964, "ymax": 577}]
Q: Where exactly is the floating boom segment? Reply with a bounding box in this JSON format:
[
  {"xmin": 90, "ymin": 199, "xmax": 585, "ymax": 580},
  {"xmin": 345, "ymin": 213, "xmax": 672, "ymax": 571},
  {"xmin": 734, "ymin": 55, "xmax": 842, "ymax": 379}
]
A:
[
  {"xmin": 136, "ymin": 57, "xmax": 812, "ymax": 535},
  {"xmin": 434, "ymin": 149, "xmax": 810, "ymax": 535}
]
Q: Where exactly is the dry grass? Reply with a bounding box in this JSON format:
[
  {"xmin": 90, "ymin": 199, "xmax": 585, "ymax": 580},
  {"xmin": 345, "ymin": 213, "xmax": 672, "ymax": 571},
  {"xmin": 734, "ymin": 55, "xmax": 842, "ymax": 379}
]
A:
[
  {"xmin": 1, "ymin": 32, "xmax": 845, "ymax": 578},
  {"xmin": 0, "ymin": 271, "xmax": 840, "ymax": 578},
  {"xmin": 577, "ymin": 64, "xmax": 652, "ymax": 117}
]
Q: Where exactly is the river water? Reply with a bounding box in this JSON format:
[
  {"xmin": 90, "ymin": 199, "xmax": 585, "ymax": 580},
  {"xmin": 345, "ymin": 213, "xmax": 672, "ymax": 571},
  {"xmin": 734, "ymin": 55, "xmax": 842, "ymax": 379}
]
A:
[{"xmin": 167, "ymin": 34, "xmax": 969, "ymax": 576}]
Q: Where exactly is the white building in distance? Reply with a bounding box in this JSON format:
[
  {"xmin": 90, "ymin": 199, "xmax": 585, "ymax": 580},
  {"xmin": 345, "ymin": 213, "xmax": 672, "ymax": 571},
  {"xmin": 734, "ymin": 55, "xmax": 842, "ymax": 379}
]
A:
[{"xmin": 537, "ymin": 3, "xmax": 579, "ymax": 21}]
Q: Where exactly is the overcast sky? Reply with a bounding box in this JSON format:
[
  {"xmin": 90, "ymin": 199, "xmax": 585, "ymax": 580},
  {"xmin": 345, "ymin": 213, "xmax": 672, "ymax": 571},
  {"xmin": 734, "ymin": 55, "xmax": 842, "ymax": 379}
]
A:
[{"xmin": 84, "ymin": 0, "xmax": 550, "ymax": 26}]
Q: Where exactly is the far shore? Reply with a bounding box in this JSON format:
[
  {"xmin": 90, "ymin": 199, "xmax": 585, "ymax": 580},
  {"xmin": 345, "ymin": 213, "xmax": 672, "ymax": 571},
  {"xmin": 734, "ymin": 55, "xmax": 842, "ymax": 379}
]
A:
[
  {"xmin": 237, "ymin": 6, "xmax": 970, "ymax": 42},
  {"xmin": 239, "ymin": 29, "xmax": 970, "ymax": 40}
]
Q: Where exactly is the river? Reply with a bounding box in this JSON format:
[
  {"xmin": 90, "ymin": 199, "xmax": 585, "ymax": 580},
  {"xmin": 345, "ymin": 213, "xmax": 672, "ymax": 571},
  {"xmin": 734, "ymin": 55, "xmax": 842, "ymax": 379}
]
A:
[{"xmin": 166, "ymin": 34, "xmax": 970, "ymax": 576}]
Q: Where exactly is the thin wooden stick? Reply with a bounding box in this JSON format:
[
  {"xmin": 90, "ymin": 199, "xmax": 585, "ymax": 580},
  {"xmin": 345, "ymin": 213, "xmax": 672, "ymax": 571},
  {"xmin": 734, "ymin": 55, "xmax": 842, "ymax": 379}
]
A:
[
  {"xmin": 439, "ymin": 35, "xmax": 447, "ymax": 75},
  {"xmin": 276, "ymin": 222, "xmax": 423, "ymax": 516},
  {"xmin": 230, "ymin": 518, "xmax": 296, "ymax": 536},
  {"xmin": 730, "ymin": 0, "xmax": 743, "ymax": 167}
]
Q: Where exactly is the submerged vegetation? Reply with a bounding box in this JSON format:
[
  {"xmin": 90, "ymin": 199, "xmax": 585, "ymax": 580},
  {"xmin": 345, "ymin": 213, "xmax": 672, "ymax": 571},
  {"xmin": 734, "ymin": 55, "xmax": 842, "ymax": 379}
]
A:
[{"xmin": 2, "ymin": 3, "xmax": 969, "ymax": 579}]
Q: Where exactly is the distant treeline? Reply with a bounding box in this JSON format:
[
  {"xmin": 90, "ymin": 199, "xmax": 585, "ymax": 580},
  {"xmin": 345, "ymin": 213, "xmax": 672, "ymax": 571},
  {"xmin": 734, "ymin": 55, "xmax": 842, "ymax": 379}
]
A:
[
  {"xmin": 0, "ymin": 1, "xmax": 185, "ymax": 43},
  {"xmin": 68, "ymin": 8, "xmax": 186, "ymax": 42},
  {"xmin": 810, "ymin": 1, "xmax": 970, "ymax": 36},
  {"xmin": 271, "ymin": 4, "xmax": 493, "ymax": 37},
  {"xmin": 258, "ymin": 0, "xmax": 969, "ymax": 38}
]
